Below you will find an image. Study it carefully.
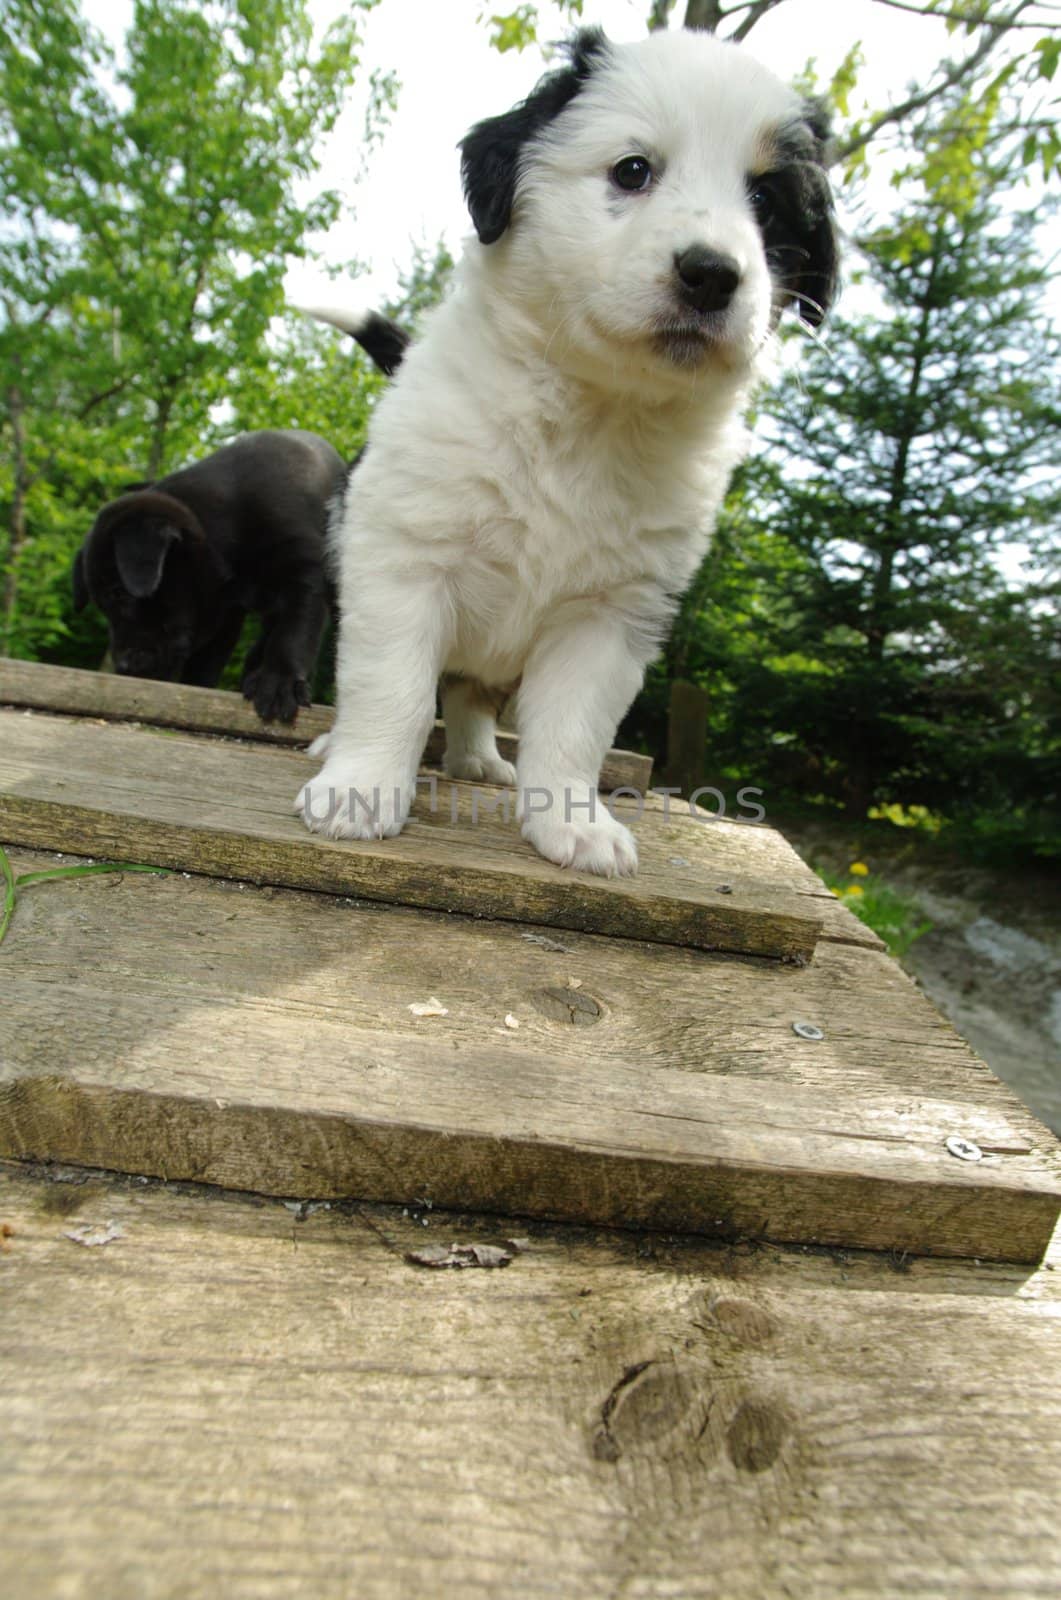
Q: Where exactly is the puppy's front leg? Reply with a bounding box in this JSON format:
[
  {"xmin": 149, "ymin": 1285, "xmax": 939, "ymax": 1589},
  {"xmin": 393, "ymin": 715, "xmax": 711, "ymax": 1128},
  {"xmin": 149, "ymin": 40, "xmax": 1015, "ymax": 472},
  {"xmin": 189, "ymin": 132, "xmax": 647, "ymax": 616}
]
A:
[
  {"xmin": 295, "ymin": 574, "xmax": 448, "ymax": 840},
  {"xmin": 244, "ymin": 575, "xmax": 329, "ymax": 724},
  {"xmin": 516, "ymin": 599, "xmax": 661, "ymax": 878}
]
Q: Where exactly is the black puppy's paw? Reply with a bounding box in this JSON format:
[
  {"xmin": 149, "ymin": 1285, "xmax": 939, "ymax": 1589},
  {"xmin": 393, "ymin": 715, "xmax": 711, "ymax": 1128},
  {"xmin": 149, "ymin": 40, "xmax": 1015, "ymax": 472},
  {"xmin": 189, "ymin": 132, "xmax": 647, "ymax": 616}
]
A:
[{"xmin": 242, "ymin": 665, "xmax": 312, "ymax": 724}]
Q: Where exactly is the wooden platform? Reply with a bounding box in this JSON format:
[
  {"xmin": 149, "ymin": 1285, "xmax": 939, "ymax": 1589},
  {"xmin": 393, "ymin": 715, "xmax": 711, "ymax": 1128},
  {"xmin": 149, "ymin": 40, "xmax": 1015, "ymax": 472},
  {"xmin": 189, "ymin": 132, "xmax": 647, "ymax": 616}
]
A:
[
  {"xmin": 0, "ymin": 655, "xmax": 654, "ymax": 791},
  {"xmin": 2, "ymin": 1160, "xmax": 1059, "ymax": 1600},
  {"xmin": 2, "ymin": 661, "xmax": 1059, "ymax": 1266},
  {"xmin": 0, "ymin": 706, "xmax": 827, "ymax": 960},
  {"xmin": 3, "ymin": 658, "xmax": 1061, "ymax": 1597}
]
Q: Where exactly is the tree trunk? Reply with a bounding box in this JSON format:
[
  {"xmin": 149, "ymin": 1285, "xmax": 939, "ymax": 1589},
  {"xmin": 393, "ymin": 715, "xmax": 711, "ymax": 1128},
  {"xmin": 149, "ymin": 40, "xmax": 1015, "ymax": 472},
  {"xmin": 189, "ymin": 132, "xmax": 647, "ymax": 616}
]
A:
[
  {"xmin": 1, "ymin": 385, "xmax": 30, "ymax": 655},
  {"xmin": 683, "ymin": 0, "xmax": 724, "ymax": 30},
  {"xmin": 147, "ymin": 384, "xmax": 177, "ymax": 480},
  {"xmin": 664, "ymin": 678, "xmax": 711, "ymax": 797},
  {"xmin": 849, "ymin": 237, "xmax": 942, "ymax": 813}
]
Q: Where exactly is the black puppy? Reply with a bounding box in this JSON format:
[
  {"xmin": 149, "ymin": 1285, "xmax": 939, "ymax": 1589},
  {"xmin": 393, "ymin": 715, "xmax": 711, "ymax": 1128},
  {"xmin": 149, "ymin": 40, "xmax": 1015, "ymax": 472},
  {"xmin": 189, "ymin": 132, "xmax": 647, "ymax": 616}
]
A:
[
  {"xmin": 73, "ymin": 308, "xmax": 412, "ymax": 723},
  {"xmin": 74, "ymin": 429, "xmax": 345, "ymax": 723}
]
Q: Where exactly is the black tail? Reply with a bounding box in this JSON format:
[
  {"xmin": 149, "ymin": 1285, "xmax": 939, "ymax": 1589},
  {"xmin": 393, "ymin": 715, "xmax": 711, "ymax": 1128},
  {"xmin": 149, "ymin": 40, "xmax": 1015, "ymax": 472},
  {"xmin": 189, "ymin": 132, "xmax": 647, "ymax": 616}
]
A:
[{"xmin": 298, "ymin": 304, "xmax": 411, "ymax": 377}]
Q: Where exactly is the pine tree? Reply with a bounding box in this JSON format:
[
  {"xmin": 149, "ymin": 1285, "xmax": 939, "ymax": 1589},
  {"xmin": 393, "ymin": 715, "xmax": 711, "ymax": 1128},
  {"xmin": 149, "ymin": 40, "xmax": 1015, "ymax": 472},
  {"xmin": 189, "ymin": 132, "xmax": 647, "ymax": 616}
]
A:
[{"xmin": 712, "ymin": 183, "xmax": 1060, "ymax": 832}]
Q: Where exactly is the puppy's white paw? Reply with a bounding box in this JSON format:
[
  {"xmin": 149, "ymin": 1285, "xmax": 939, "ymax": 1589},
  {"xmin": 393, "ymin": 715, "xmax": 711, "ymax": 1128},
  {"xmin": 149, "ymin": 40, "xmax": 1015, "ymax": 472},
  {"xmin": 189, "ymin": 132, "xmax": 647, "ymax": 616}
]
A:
[
  {"xmin": 294, "ymin": 761, "xmax": 413, "ymax": 840},
  {"xmin": 306, "ymin": 731, "xmax": 332, "ymax": 759},
  {"xmin": 443, "ymin": 752, "xmax": 517, "ymax": 786},
  {"xmin": 522, "ymin": 808, "xmax": 638, "ymax": 878}
]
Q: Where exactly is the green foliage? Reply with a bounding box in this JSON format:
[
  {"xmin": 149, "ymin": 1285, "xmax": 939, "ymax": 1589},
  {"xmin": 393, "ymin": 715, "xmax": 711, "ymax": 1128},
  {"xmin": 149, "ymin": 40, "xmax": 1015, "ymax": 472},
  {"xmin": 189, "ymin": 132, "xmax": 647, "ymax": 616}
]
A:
[
  {"xmin": 479, "ymin": 1, "xmax": 582, "ymax": 55},
  {"xmin": 484, "ymin": 5, "xmax": 540, "ymax": 52},
  {"xmin": 820, "ymin": 861, "xmax": 934, "ymax": 960},
  {"xmin": 388, "ymin": 239, "xmax": 457, "ymax": 331},
  {"xmin": 753, "ymin": 190, "xmax": 1055, "ymax": 817},
  {"xmin": 624, "ymin": 155, "xmax": 1060, "ymax": 849},
  {"xmin": 0, "ymin": 0, "xmax": 373, "ymax": 660},
  {"xmin": 230, "ymin": 314, "xmax": 387, "ymax": 448}
]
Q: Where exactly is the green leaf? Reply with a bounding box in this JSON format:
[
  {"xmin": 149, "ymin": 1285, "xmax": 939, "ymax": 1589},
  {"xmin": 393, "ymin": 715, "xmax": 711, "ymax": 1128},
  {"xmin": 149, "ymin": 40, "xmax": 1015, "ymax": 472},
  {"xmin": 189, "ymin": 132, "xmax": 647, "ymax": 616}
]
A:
[
  {"xmin": 484, "ymin": 7, "xmax": 538, "ymax": 52},
  {"xmin": 1035, "ymin": 36, "xmax": 1060, "ymax": 83},
  {"xmin": 0, "ymin": 843, "xmax": 169, "ymax": 949}
]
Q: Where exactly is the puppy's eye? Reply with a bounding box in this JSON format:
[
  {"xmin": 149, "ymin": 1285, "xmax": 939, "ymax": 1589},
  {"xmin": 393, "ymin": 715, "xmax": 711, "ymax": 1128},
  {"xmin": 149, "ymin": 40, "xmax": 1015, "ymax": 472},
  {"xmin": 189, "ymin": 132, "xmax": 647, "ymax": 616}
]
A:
[
  {"xmin": 748, "ymin": 180, "xmax": 776, "ymax": 223},
  {"xmin": 611, "ymin": 155, "xmax": 654, "ymax": 193}
]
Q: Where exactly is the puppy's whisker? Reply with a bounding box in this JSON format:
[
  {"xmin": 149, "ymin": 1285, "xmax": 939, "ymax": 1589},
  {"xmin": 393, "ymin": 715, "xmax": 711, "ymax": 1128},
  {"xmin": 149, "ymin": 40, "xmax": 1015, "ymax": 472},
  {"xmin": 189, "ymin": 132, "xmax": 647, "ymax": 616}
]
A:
[
  {"xmin": 777, "ymin": 301, "xmax": 835, "ymax": 364},
  {"xmin": 766, "ymin": 244, "xmax": 812, "ymax": 263}
]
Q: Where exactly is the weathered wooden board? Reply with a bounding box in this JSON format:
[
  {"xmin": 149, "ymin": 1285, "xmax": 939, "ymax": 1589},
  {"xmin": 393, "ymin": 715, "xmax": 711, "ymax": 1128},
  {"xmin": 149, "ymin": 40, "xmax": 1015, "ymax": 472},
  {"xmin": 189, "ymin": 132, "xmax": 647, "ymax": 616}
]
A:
[
  {"xmin": 0, "ymin": 706, "xmax": 828, "ymax": 960},
  {"xmin": 2, "ymin": 1160, "xmax": 1059, "ymax": 1600},
  {"xmin": 0, "ymin": 654, "xmax": 652, "ymax": 793},
  {"xmin": 2, "ymin": 850, "xmax": 1057, "ymax": 1261}
]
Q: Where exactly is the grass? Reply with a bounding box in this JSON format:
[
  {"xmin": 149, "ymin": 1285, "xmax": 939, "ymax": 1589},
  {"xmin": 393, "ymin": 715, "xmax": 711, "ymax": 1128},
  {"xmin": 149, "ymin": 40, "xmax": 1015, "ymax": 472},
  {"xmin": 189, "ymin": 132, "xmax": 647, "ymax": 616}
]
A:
[
  {"xmin": 0, "ymin": 843, "xmax": 168, "ymax": 949},
  {"xmin": 823, "ymin": 859, "xmax": 934, "ymax": 960}
]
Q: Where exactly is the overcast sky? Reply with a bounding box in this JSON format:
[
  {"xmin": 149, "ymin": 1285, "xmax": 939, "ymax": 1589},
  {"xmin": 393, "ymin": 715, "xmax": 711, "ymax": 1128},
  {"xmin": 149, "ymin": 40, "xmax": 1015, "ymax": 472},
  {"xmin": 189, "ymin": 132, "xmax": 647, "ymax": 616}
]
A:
[
  {"xmin": 285, "ymin": 0, "xmax": 965, "ymax": 305},
  {"xmin": 82, "ymin": 0, "xmax": 995, "ymax": 305}
]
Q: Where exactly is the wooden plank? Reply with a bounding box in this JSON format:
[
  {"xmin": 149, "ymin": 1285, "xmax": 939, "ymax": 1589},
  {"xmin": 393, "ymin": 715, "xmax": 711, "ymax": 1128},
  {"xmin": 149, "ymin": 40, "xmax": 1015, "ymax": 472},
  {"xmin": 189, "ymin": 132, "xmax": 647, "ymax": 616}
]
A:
[
  {"xmin": 2, "ymin": 850, "xmax": 1057, "ymax": 1261},
  {"xmin": 0, "ymin": 707, "xmax": 825, "ymax": 960},
  {"xmin": 2, "ymin": 1160, "xmax": 1059, "ymax": 1600},
  {"xmin": 0, "ymin": 659, "xmax": 879, "ymax": 951},
  {"xmin": 0, "ymin": 654, "xmax": 653, "ymax": 794}
]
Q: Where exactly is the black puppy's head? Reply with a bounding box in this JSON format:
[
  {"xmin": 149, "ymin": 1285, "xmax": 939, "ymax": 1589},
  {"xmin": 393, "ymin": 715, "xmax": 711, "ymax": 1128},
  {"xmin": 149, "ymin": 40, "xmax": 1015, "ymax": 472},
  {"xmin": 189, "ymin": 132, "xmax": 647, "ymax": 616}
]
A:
[{"xmin": 73, "ymin": 490, "xmax": 226, "ymax": 680}]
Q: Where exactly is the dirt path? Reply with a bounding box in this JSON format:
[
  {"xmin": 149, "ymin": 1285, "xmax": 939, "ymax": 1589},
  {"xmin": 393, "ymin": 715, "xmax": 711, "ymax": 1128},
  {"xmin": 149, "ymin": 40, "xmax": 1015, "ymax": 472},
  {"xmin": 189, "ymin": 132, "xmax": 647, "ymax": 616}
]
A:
[{"xmin": 780, "ymin": 819, "xmax": 1061, "ymax": 1134}]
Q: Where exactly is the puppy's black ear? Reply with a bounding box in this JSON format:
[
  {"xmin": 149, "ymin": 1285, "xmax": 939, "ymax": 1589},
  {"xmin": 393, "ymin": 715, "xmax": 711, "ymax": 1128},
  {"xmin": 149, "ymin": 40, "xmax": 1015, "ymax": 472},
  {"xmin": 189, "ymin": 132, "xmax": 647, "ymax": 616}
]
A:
[
  {"xmin": 113, "ymin": 519, "xmax": 180, "ymax": 599},
  {"xmin": 460, "ymin": 27, "xmax": 609, "ymax": 244},
  {"xmin": 72, "ymin": 547, "xmax": 90, "ymax": 612},
  {"xmin": 800, "ymin": 96, "xmax": 833, "ymax": 152},
  {"xmin": 798, "ymin": 200, "xmax": 839, "ymax": 327},
  {"xmin": 795, "ymin": 99, "xmax": 839, "ymax": 327}
]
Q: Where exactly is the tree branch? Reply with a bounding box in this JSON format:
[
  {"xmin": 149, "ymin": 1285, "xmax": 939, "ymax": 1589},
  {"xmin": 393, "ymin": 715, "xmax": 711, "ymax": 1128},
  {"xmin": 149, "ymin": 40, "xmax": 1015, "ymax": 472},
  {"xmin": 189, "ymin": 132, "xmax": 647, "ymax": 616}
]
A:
[
  {"xmin": 682, "ymin": 0, "xmax": 724, "ymax": 29},
  {"xmin": 833, "ymin": 11, "xmax": 1024, "ymax": 165},
  {"xmin": 870, "ymin": 0, "xmax": 1055, "ymax": 25},
  {"xmin": 77, "ymin": 375, "xmax": 132, "ymax": 421},
  {"xmin": 730, "ymin": 1, "xmax": 787, "ymax": 42}
]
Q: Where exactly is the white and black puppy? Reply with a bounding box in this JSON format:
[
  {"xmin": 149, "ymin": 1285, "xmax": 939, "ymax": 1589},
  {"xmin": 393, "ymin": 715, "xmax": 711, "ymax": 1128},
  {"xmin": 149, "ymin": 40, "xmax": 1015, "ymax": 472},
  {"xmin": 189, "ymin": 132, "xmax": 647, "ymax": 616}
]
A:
[{"xmin": 297, "ymin": 26, "xmax": 837, "ymax": 874}]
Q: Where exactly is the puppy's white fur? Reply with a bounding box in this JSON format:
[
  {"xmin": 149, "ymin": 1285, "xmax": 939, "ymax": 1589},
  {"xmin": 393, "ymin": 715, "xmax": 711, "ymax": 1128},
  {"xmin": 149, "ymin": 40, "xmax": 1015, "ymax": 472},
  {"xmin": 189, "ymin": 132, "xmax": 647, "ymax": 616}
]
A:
[{"xmin": 297, "ymin": 29, "xmax": 832, "ymax": 876}]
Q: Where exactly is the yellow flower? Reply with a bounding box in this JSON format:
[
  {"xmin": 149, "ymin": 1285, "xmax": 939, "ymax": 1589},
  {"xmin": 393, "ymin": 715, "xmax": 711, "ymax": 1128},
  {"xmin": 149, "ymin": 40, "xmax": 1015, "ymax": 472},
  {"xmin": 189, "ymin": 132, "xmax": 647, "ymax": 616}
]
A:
[
  {"xmin": 849, "ymin": 861, "xmax": 869, "ymax": 876},
  {"xmin": 844, "ymin": 883, "xmax": 864, "ymax": 897}
]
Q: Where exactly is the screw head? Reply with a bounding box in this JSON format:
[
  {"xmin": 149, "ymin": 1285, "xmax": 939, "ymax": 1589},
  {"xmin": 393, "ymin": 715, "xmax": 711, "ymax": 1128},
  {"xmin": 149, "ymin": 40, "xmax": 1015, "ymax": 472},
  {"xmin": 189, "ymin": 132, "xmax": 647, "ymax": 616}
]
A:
[
  {"xmin": 946, "ymin": 1135, "xmax": 982, "ymax": 1163},
  {"xmin": 792, "ymin": 1021, "xmax": 824, "ymax": 1041}
]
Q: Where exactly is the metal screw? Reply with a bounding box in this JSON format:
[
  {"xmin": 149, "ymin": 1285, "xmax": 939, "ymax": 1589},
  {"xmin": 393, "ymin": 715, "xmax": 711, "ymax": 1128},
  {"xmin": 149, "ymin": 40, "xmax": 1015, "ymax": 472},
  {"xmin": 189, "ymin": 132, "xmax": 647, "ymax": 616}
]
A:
[
  {"xmin": 945, "ymin": 1135, "xmax": 982, "ymax": 1162},
  {"xmin": 792, "ymin": 1021, "xmax": 824, "ymax": 1041},
  {"xmin": 717, "ymin": 883, "xmax": 733, "ymax": 894}
]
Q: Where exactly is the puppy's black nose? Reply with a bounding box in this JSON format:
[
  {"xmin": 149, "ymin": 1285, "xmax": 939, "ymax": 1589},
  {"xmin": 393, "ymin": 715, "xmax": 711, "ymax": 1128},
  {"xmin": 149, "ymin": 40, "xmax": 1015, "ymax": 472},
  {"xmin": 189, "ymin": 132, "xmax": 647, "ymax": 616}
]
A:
[
  {"xmin": 674, "ymin": 247, "xmax": 741, "ymax": 313},
  {"xmin": 115, "ymin": 651, "xmax": 157, "ymax": 676}
]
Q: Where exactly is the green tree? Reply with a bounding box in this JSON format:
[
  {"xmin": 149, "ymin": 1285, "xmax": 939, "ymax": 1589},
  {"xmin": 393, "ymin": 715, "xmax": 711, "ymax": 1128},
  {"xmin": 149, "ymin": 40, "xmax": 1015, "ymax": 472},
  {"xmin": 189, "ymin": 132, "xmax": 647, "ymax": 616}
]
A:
[
  {"xmin": 0, "ymin": 0, "xmax": 371, "ymax": 658},
  {"xmin": 489, "ymin": 2, "xmax": 1058, "ymax": 182},
  {"xmin": 678, "ymin": 183, "xmax": 1060, "ymax": 831}
]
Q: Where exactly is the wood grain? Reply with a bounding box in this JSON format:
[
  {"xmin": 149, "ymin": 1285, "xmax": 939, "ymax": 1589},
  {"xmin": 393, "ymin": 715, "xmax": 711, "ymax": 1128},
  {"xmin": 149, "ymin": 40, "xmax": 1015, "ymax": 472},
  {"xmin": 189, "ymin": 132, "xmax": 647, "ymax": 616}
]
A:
[
  {"xmin": 0, "ymin": 706, "xmax": 827, "ymax": 960},
  {"xmin": 2, "ymin": 849, "xmax": 1057, "ymax": 1262},
  {"xmin": 0, "ymin": 653, "xmax": 653, "ymax": 794},
  {"xmin": 2, "ymin": 1160, "xmax": 1059, "ymax": 1600}
]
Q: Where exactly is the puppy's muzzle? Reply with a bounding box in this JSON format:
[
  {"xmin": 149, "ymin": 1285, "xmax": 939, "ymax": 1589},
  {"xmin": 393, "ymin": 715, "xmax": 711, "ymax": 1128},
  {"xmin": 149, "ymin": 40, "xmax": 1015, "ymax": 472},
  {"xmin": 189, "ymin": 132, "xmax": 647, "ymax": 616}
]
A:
[
  {"xmin": 673, "ymin": 246, "xmax": 741, "ymax": 314},
  {"xmin": 114, "ymin": 649, "xmax": 166, "ymax": 677}
]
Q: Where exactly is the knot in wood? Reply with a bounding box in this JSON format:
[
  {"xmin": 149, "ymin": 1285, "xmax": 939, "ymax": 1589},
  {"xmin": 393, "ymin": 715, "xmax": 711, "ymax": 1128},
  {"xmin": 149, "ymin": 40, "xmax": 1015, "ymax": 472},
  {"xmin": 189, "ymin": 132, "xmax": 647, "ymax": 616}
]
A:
[{"xmin": 533, "ymin": 986, "xmax": 603, "ymax": 1025}]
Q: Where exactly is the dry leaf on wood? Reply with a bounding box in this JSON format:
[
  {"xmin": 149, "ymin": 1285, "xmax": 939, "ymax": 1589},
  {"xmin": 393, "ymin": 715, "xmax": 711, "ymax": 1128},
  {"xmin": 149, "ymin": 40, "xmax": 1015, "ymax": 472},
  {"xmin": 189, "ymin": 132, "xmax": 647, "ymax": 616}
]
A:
[
  {"xmin": 64, "ymin": 1221, "xmax": 124, "ymax": 1248},
  {"xmin": 405, "ymin": 1242, "xmax": 514, "ymax": 1270},
  {"xmin": 408, "ymin": 997, "xmax": 449, "ymax": 1018}
]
